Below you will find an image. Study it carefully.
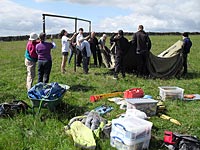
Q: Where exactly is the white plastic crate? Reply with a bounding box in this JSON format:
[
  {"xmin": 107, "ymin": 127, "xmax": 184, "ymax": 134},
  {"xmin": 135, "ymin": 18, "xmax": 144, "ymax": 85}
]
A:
[
  {"xmin": 126, "ymin": 98, "xmax": 158, "ymax": 116},
  {"xmin": 111, "ymin": 117, "xmax": 152, "ymax": 150},
  {"xmin": 110, "ymin": 133, "xmax": 150, "ymax": 150},
  {"xmin": 158, "ymin": 86, "xmax": 184, "ymax": 100}
]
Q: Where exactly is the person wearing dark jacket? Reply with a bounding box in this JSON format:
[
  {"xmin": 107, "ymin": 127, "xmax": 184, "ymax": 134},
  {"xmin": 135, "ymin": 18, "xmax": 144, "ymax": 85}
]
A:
[
  {"xmin": 111, "ymin": 30, "xmax": 129, "ymax": 79},
  {"xmin": 182, "ymin": 32, "xmax": 192, "ymax": 76},
  {"xmin": 132, "ymin": 25, "xmax": 151, "ymax": 77},
  {"xmin": 88, "ymin": 32, "xmax": 102, "ymax": 67}
]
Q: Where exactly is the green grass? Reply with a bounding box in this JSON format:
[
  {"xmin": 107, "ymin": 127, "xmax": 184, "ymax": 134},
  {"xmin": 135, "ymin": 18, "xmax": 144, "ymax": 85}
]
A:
[{"xmin": 0, "ymin": 35, "xmax": 200, "ymax": 150}]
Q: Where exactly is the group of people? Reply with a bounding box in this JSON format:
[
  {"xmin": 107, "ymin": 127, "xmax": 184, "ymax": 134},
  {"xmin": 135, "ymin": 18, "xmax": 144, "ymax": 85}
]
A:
[
  {"xmin": 60, "ymin": 28, "xmax": 107, "ymax": 74},
  {"xmin": 24, "ymin": 24, "xmax": 192, "ymax": 90},
  {"xmin": 110, "ymin": 25, "xmax": 151, "ymax": 79},
  {"xmin": 24, "ymin": 27, "xmax": 108, "ymax": 91}
]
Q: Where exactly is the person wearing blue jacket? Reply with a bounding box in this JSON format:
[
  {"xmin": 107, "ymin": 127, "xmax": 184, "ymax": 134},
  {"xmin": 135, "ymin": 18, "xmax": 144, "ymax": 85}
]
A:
[{"xmin": 182, "ymin": 32, "xmax": 192, "ymax": 76}]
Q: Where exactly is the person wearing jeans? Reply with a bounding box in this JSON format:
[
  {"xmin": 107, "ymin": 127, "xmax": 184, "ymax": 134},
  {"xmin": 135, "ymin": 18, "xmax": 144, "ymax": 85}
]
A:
[
  {"xmin": 76, "ymin": 28, "xmax": 91, "ymax": 74},
  {"xmin": 24, "ymin": 32, "xmax": 39, "ymax": 90},
  {"xmin": 36, "ymin": 33, "xmax": 56, "ymax": 83}
]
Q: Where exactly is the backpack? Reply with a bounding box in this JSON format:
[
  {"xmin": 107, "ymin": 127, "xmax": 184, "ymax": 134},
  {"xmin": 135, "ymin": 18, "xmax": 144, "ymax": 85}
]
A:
[
  {"xmin": 0, "ymin": 100, "xmax": 31, "ymax": 117},
  {"xmin": 164, "ymin": 131, "xmax": 200, "ymax": 150}
]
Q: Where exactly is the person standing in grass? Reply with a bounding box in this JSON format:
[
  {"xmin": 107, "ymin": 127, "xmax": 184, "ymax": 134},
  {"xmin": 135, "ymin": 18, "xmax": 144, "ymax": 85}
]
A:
[
  {"xmin": 24, "ymin": 32, "xmax": 39, "ymax": 90},
  {"xmin": 99, "ymin": 34, "xmax": 112, "ymax": 68},
  {"xmin": 59, "ymin": 29, "xmax": 78, "ymax": 74},
  {"xmin": 88, "ymin": 32, "xmax": 101, "ymax": 67},
  {"xmin": 182, "ymin": 32, "xmax": 192, "ymax": 76},
  {"xmin": 36, "ymin": 33, "xmax": 56, "ymax": 83},
  {"xmin": 111, "ymin": 30, "xmax": 129, "ymax": 79},
  {"xmin": 76, "ymin": 28, "xmax": 91, "ymax": 74},
  {"xmin": 132, "ymin": 25, "xmax": 151, "ymax": 77}
]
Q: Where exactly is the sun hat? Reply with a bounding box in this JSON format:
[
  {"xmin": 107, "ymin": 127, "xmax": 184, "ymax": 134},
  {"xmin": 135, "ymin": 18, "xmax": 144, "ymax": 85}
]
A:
[
  {"xmin": 103, "ymin": 34, "xmax": 107, "ymax": 38},
  {"xmin": 29, "ymin": 32, "xmax": 38, "ymax": 40}
]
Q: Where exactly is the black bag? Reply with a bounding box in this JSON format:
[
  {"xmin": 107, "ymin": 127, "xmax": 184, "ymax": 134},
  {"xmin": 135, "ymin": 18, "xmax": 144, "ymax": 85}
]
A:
[
  {"xmin": 176, "ymin": 134, "xmax": 200, "ymax": 150},
  {"xmin": 164, "ymin": 131, "xmax": 200, "ymax": 150},
  {"xmin": 0, "ymin": 100, "xmax": 31, "ymax": 117}
]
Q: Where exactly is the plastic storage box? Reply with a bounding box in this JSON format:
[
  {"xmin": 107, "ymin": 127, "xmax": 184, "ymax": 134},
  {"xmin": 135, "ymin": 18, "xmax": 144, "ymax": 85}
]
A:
[
  {"xmin": 126, "ymin": 98, "xmax": 158, "ymax": 116},
  {"xmin": 110, "ymin": 116, "xmax": 152, "ymax": 150},
  {"xmin": 110, "ymin": 134, "xmax": 150, "ymax": 150},
  {"xmin": 158, "ymin": 86, "xmax": 184, "ymax": 100}
]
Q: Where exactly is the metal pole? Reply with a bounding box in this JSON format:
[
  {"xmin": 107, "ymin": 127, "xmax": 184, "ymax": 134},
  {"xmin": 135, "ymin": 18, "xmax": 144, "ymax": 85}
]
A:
[
  {"xmin": 41, "ymin": 14, "xmax": 92, "ymax": 72},
  {"xmin": 42, "ymin": 14, "xmax": 45, "ymax": 33},
  {"xmin": 74, "ymin": 18, "xmax": 77, "ymax": 72},
  {"xmin": 89, "ymin": 21, "xmax": 91, "ymax": 33}
]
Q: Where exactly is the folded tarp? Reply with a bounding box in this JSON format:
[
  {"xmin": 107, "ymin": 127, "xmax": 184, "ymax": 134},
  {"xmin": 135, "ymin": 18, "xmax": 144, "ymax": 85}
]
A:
[
  {"xmin": 147, "ymin": 52, "xmax": 183, "ymax": 78},
  {"xmin": 157, "ymin": 40, "xmax": 183, "ymax": 58}
]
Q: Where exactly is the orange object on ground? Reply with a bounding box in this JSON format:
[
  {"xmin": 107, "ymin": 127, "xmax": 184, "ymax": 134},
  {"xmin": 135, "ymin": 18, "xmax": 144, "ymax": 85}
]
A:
[
  {"xmin": 90, "ymin": 92, "xmax": 123, "ymax": 102},
  {"xmin": 184, "ymin": 94, "xmax": 195, "ymax": 99}
]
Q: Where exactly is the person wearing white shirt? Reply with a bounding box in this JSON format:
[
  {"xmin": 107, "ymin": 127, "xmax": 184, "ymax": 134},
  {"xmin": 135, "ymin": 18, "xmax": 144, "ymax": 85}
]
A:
[
  {"xmin": 76, "ymin": 28, "xmax": 91, "ymax": 74},
  {"xmin": 60, "ymin": 29, "xmax": 77, "ymax": 73}
]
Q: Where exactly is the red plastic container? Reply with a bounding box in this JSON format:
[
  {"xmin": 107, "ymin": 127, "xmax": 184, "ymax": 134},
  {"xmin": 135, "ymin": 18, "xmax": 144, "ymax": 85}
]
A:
[
  {"xmin": 124, "ymin": 88, "xmax": 144, "ymax": 98},
  {"xmin": 164, "ymin": 131, "xmax": 176, "ymax": 144}
]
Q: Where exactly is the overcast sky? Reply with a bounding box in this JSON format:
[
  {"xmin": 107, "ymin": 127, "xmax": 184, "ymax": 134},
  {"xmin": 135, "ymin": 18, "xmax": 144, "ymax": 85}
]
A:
[{"xmin": 0, "ymin": 0, "xmax": 200, "ymax": 36}]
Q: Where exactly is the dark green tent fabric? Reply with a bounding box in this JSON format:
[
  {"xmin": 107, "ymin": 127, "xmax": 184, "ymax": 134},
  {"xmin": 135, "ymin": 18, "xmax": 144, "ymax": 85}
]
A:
[
  {"xmin": 147, "ymin": 52, "xmax": 183, "ymax": 78},
  {"xmin": 102, "ymin": 40, "xmax": 183, "ymax": 78}
]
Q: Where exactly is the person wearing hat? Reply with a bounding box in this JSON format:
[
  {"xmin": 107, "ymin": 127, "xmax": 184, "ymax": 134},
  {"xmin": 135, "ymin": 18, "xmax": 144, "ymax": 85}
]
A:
[
  {"xmin": 110, "ymin": 30, "xmax": 129, "ymax": 79},
  {"xmin": 24, "ymin": 32, "xmax": 39, "ymax": 90},
  {"xmin": 36, "ymin": 32, "xmax": 56, "ymax": 83},
  {"xmin": 182, "ymin": 32, "xmax": 192, "ymax": 76}
]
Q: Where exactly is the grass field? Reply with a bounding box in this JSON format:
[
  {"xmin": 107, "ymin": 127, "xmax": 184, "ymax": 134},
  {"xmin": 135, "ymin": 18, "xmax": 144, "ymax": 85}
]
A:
[{"xmin": 0, "ymin": 35, "xmax": 200, "ymax": 150}]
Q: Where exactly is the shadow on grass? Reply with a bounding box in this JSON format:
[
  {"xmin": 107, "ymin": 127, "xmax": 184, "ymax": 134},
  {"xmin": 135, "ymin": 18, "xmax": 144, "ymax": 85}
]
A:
[
  {"xmin": 149, "ymin": 135, "xmax": 166, "ymax": 150},
  {"xmin": 39, "ymin": 102, "xmax": 88, "ymax": 124},
  {"xmin": 181, "ymin": 72, "xmax": 200, "ymax": 80},
  {"xmin": 55, "ymin": 102, "xmax": 87, "ymax": 119},
  {"xmin": 70, "ymin": 84, "xmax": 96, "ymax": 92},
  {"xmin": 94, "ymin": 69, "xmax": 114, "ymax": 76}
]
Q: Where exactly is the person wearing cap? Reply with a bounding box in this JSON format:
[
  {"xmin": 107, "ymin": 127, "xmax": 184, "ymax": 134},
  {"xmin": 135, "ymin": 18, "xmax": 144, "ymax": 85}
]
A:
[
  {"xmin": 59, "ymin": 29, "xmax": 78, "ymax": 73},
  {"xmin": 110, "ymin": 30, "xmax": 129, "ymax": 79},
  {"xmin": 132, "ymin": 25, "xmax": 151, "ymax": 77},
  {"xmin": 24, "ymin": 32, "xmax": 39, "ymax": 90},
  {"xmin": 36, "ymin": 33, "xmax": 56, "ymax": 83},
  {"xmin": 182, "ymin": 32, "xmax": 192, "ymax": 76}
]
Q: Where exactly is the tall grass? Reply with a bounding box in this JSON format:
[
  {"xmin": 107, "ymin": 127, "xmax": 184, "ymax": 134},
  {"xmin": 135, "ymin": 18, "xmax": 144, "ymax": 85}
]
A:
[{"xmin": 0, "ymin": 35, "xmax": 200, "ymax": 150}]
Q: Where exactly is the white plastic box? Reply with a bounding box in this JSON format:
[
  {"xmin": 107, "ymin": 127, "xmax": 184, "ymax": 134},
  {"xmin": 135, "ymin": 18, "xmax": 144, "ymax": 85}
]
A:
[
  {"xmin": 110, "ymin": 116, "xmax": 152, "ymax": 150},
  {"xmin": 110, "ymin": 133, "xmax": 150, "ymax": 150},
  {"xmin": 126, "ymin": 98, "xmax": 158, "ymax": 116},
  {"xmin": 158, "ymin": 86, "xmax": 184, "ymax": 100}
]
